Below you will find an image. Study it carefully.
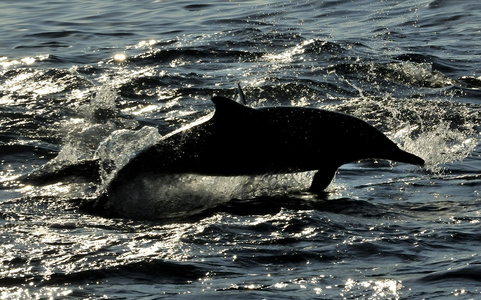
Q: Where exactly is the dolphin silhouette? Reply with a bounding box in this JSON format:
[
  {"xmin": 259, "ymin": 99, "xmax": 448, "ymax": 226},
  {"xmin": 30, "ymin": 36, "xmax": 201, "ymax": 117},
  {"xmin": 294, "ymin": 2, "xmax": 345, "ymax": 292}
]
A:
[{"xmin": 104, "ymin": 95, "xmax": 424, "ymax": 201}]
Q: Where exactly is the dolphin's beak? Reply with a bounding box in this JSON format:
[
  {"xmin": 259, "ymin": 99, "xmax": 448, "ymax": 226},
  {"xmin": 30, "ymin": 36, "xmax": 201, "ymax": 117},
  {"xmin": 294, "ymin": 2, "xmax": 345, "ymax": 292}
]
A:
[{"xmin": 392, "ymin": 149, "xmax": 425, "ymax": 167}]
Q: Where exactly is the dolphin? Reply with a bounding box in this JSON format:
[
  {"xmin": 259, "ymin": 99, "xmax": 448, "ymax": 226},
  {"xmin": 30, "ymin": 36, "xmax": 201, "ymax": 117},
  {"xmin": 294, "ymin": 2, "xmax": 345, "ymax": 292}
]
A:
[
  {"xmin": 236, "ymin": 82, "xmax": 246, "ymax": 104},
  {"xmin": 103, "ymin": 95, "xmax": 424, "ymax": 202}
]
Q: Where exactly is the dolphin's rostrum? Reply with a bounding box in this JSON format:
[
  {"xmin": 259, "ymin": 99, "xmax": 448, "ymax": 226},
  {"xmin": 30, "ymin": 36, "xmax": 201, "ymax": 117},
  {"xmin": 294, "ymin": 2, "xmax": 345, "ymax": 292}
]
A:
[{"xmin": 104, "ymin": 95, "xmax": 424, "ymax": 201}]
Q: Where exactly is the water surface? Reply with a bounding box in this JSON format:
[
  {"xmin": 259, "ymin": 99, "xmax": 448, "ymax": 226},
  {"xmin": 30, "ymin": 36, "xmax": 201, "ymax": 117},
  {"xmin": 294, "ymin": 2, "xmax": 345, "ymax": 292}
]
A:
[{"xmin": 1, "ymin": 0, "xmax": 481, "ymax": 299}]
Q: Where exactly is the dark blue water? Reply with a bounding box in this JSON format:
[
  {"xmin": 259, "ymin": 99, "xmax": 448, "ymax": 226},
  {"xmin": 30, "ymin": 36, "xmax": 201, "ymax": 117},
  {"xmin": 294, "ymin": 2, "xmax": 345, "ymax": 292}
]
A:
[{"xmin": 1, "ymin": 0, "xmax": 481, "ymax": 298}]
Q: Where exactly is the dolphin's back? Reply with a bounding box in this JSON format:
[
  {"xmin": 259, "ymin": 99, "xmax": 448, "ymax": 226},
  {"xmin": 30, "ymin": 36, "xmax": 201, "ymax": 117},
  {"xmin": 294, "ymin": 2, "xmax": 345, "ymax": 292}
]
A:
[{"xmin": 209, "ymin": 96, "xmax": 423, "ymax": 173}]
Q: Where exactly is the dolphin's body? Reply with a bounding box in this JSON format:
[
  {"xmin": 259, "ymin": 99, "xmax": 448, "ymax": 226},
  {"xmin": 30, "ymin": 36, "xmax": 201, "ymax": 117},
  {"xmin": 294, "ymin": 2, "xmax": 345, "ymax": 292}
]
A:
[{"xmin": 104, "ymin": 95, "xmax": 424, "ymax": 202}]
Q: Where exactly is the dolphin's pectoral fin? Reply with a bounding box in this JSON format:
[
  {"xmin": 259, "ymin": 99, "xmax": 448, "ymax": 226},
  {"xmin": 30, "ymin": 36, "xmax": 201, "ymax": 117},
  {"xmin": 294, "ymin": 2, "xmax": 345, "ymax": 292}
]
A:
[{"xmin": 309, "ymin": 167, "xmax": 338, "ymax": 193}]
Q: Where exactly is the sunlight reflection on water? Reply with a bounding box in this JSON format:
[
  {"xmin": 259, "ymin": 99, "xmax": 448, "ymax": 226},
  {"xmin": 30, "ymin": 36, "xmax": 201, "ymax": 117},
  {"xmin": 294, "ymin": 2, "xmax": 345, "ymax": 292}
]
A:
[{"xmin": 342, "ymin": 278, "xmax": 402, "ymax": 299}]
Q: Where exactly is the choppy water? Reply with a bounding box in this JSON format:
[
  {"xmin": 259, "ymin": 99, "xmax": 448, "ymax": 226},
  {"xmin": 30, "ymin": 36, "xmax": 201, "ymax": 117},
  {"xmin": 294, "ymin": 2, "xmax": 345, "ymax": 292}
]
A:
[{"xmin": 1, "ymin": 0, "xmax": 481, "ymax": 299}]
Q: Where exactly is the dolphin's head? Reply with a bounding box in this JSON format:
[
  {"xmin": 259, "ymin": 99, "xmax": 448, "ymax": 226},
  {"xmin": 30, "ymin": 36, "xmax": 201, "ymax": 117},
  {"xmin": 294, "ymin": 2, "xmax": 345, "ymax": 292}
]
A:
[
  {"xmin": 303, "ymin": 108, "xmax": 425, "ymax": 168},
  {"xmin": 352, "ymin": 123, "xmax": 425, "ymax": 167}
]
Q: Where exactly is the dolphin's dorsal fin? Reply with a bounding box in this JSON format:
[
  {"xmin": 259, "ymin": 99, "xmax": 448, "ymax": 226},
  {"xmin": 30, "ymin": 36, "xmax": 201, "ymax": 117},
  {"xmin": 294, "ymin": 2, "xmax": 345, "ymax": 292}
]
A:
[
  {"xmin": 211, "ymin": 96, "xmax": 255, "ymax": 123},
  {"xmin": 236, "ymin": 83, "xmax": 246, "ymax": 104}
]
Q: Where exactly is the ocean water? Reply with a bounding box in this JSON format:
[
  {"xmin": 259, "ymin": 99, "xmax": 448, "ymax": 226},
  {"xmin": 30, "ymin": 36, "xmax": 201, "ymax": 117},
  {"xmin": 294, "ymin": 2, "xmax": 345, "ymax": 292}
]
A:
[{"xmin": 1, "ymin": 0, "xmax": 481, "ymax": 299}]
